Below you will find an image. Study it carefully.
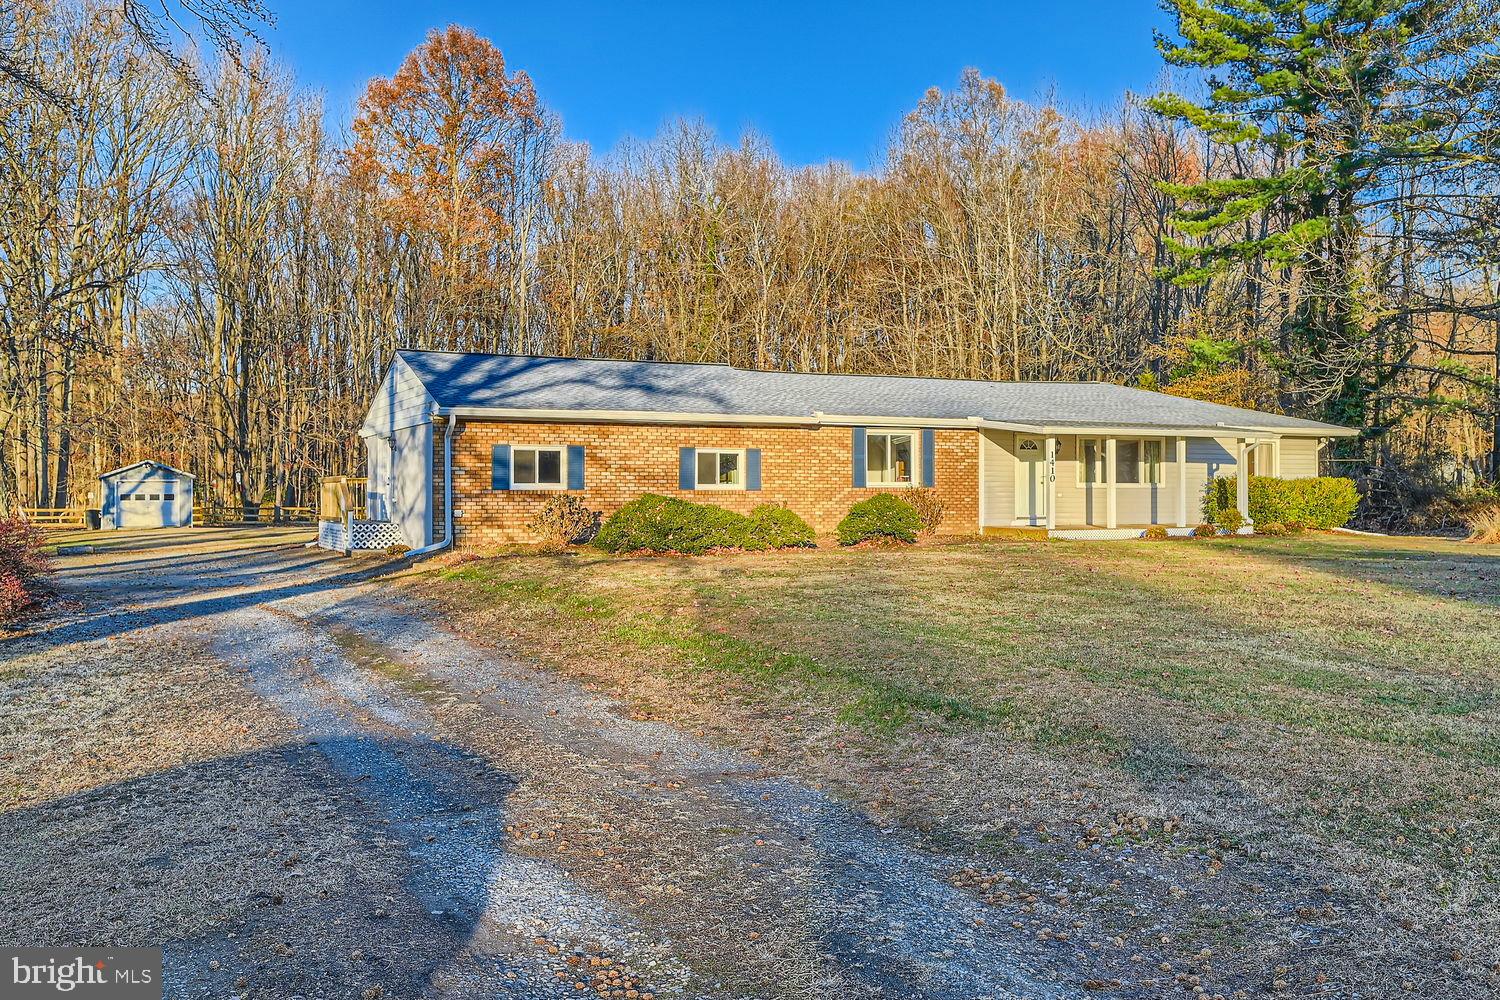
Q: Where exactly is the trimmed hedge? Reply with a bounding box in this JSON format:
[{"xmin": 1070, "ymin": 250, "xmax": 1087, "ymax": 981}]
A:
[
  {"xmin": 745, "ymin": 504, "xmax": 816, "ymax": 549},
  {"xmin": 593, "ymin": 494, "xmax": 815, "ymax": 554},
  {"xmin": 1204, "ymin": 475, "xmax": 1360, "ymax": 530},
  {"xmin": 837, "ymin": 494, "xmax": 922, "ymax": 545}
]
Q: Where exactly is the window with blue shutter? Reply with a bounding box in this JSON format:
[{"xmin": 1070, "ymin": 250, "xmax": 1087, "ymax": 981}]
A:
[
  {"xmin": 679, "ymin": 447, "xmax": 696, "ymax": 490},
  {"xmin": 851, "ymin": 428, "xmax": 867, "ymax": 487},
  {"xmin": 567, "ymin": 445, "xmax": 586, "ymax": 490},
  {"xmin": 491, "ymin": 444, "xmax": 511, "ymax": 490},
  {"xmin": 745, "ymin": 448, "xmax": 762, "ymax": 491},
  {"xmin": 920, "ymin": 429, "xmax": 936, "ymax": 487}
]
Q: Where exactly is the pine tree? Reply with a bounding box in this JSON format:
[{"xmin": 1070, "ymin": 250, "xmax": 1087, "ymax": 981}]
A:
[{"xmin": 1150, "ymin": 0, "xmax": 1500, "ymax": 429}]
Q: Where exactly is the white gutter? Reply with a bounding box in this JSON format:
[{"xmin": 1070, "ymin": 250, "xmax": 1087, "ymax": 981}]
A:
[
  {"xmin": 405, "ymin": 415, "xmax": 456, "ymax": 558},
  {"xmin": 436, "ymin": 404, "xmax": 1354, "ymax": 438}
]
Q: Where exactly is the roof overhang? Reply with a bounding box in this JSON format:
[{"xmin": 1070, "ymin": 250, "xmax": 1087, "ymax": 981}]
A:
[
  {"xmin": 427, "ymin": 405, "xmax": 1355, "ymax": 438},
  {"xmin": 99, "ymin": 460, "xmax": 194, "ymax": 480}
]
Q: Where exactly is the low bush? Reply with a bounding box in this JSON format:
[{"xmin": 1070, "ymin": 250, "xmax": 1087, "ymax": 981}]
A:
[
  {"xmin": 0, "ymin": 515, "xmax": 51, "ymax": 627},
  {"xmin": 1204, "ymin": 475, "xmax": 1360, "ymax": 530},
  {"xmin": 528, "ymin": 494, "xmax": 599, "ymax": 546},
  {"xmin": 594, "ymin": 495, "xmax": 747, "ymax": 554},
  {"xmin": 1142, "ymin": 525, "xmax": 1169, "ymax": 540},
  {"xmin": 385, "ymin": 542, "xmax": 411, "ymax": 556},
  {"xmin": 1258, "ymin": 521, "xmax": 1289, "ymax": 536},
  {"xmin": 1463, "ymin": 504, "xmax": 1500, "ymax": 545},
  {"xmin": 1192, "ymin": 523, "xmax": 1217, "ymax": 538},
  {"xmin": 837, "ymin": 494, "xmax": 922, "ymax": 546},
  {"xmin": 744, "ymin": 504, "xmax": 816, "ymax": 549},
  {"xmin": 594, "ymin": 495, "xmax": 815, "ymax": 554},
  {"xmin": 900, "ymin": 487, "xmax": 945, "ymax": 535},
  {"xmin": 1217, "ymin": 506, "xmax": 1246, "ymax": 532}
]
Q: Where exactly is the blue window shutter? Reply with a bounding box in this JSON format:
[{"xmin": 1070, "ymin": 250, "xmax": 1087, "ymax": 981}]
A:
[
  {"xmin": 921, "ymin": 429, "xmax": 936, "ymax": 487},
  {"xmin": 851, "ymin": 428, "xmax": 867, "ymax": 487},
  {"xmin": 745, "ymin": 448, "xmax": 762, "ymax": 491},
  {"xmin": 491, "ymin": 444, "xmax": 511, "ymax": 490},
  {"xmin": 567, "ymin": 445, "xmax": 586, "ymax": 490},
  {"xmin": 679, "ymin": 447, "xmax": 696, "ymax": 490}
]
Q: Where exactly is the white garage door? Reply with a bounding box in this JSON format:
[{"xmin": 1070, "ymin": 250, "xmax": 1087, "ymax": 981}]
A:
[{"xmin": 116, "ymin": 480, "xmax": 178, "ymax": 528}]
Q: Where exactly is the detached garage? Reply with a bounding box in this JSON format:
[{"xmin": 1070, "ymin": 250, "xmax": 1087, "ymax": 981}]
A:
[{"xmin": 100, "ymin": 461, "xmax": 194, "ymax": 530}]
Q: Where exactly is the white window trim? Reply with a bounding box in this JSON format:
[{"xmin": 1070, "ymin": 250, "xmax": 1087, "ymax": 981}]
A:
[
  {"xmin": 693, "ymin": 447, "xmax": 747, "ymax": 490},
  {"xmin": 511, "ymin": 444, "xmax": 567, "ymax": 491},
  {"xmin": 865, "ymin": 429, "xmax": 919, "ymax": 487},
  {"xmin": 1246, "ymin": 439, "xmax": 1279, "ymax": 478},
  {"xmin": 1077, "ymin": 437, "xmax": 1165, "ymax": 487}
]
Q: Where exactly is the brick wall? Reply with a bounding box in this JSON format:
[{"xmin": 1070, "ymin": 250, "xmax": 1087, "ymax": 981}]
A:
[
  {"xmin": 445, "ymin": 419, "xmax": 980, "ymax": 547},
  {"xmin": 430, "ymin": 419, "xmax": 447, "ymax": 544}
]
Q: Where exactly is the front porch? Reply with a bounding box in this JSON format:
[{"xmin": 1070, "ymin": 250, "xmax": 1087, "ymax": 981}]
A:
[{"xmin": 980, "ymin": 429, "xmax": 1284, "ymax": 534}]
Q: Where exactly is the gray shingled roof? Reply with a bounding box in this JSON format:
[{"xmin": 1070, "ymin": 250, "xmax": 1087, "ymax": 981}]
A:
[{"xmin": 396, "ymin": 350, "xmax": 1352, "ymax": 435}]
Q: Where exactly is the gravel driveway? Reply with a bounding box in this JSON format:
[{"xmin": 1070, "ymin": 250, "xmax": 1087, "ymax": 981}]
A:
[{"xmin": 1, "ymin": 533, "xmax": 1086, "ymax": 1000}]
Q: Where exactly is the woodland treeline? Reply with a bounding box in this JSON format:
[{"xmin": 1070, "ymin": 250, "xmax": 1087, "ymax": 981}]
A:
[{"xmin": 2, "ymin": 0, "xmax": 1497, "ymax": 523}]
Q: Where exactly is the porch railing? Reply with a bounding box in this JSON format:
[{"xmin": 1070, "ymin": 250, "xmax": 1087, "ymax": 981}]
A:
[{"xmin": 318, "ymin": 477, "xmax": 368, "ymax": 522}]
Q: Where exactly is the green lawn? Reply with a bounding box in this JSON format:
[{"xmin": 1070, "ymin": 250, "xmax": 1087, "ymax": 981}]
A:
[{"xmin": 409, "ymin": 531, "xmax": 1499, "ymax": 975}]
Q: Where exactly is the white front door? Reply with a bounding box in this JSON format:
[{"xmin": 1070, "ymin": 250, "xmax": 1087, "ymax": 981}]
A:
[{"xmin": 1015, "ymin": 437, "xmax": 1048, "ymax": 525}]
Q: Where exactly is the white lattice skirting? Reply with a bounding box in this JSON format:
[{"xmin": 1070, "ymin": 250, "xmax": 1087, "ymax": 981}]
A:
[{"xmin": 318, "ymin": 518, "xmax": 408, "ymax": 551}]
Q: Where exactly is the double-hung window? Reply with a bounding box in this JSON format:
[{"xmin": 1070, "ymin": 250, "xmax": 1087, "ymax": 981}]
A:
[
  {"xmin": 512, "ymin": 446, "xmax": 565, "ymax": 489},
  {"xmin": 866, "ymin": 431, "xmax": 914, "ymax": 485},
  {"xmin": 1079, "ymin": 438, "xmax": 1163, "ymax": 485},
  {"xmin": 695, "ymin": 448, "xmax": 743, "ymax": 489}
]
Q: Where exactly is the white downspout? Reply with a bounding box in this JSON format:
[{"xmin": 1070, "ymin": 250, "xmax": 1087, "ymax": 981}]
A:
[{"xmin": 406, "ymin": 414, "xmax": 456, "ymax": 558}]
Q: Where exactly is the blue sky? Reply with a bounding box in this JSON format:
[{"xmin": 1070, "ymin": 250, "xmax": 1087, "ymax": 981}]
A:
[{"xmin": 267, "ymin": 1, "xmax": 1171, "ymax": 170}]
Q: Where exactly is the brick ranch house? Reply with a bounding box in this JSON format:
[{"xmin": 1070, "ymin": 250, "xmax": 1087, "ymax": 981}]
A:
[{"xmin": 354, "ymin": 350, "xmax": 1357, "ymax": 551}]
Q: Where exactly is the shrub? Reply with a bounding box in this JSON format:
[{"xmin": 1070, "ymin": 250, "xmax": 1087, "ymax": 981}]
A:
[
  {"xmin": 1217, "ymin": 506, "xmax": 1246, "ymax": 532},
  {"xmin": 1284, "ymin": 520, "xmax": 1306, "ymax": 534},
  {"xmin": 1206, "ymin": 475, "xmax": 1360, "ymax": 530},
  {"xmin": 528, "ymin": 494, "xmax": 599, "ymax": 546},
  {"xmin": 1463, "ymin": 504, "xmax": 1500, "ymax": 545},
  {"xmin": 1258, "ymin": 521, "xmax": 1289, "ymax": 536},
  {"xmin": 594, "ymin": 494, "xmax": 748, "ymax": 554},
  {"xmin": 744, "ymin": 504, "xmax": 816, "ymax": 550},
  {"xmin": 1142, "ymin": 525, "xmax": 1169, "ymax": 541},
  {"xmin": 900, "ymin": 487, "xmax": 945, "ymax": 535},
  {"xmin": 1192, "ymin": 523, "xmax": 1217, "ymax": 538},
  {"xmin": 837, "ymin": 494, "xmax": 922, "ymax": 546},
  {"xmin": 0, "ymin": 515, "xmax": 51, "ymax": 627},
  {"xmin": 385, "ymin": 542, "xmax": 411, "ymax": 556}
]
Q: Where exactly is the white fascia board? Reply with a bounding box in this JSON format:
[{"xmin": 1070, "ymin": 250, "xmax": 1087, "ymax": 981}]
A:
[
  {"xmin": 812, "ymin": 412, "xmax": 987, "ymax": 429},
  {"xmin": 439, "ymin": 405, "xmax": 822, "ymax": 427}
]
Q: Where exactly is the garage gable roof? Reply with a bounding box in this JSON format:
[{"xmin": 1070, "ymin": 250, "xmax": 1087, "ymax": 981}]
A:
[
  {"xmin": 391, "ymin": 350, "xmax": 1356, "ymax": 436},
  {"xmin": 100, "ymin": 460, "xmax": 194, "ymax": 480}
]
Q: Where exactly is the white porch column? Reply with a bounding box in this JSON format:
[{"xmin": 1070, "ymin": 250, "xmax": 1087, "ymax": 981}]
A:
[
  {"xmin": 1105, "ymin": 437, "xmax": 1118, "ymax": 529},
  {"xmin": 1236, "ymin": 438, "xmax": 1253, "ymax": 529},
  {"xmin": 1176, "ymin": 436, "xmax": 1188, "ymax": 528},
  {"xmin": 1045, "ymin": 436, "xmax": 1057, "ymax": 531}
]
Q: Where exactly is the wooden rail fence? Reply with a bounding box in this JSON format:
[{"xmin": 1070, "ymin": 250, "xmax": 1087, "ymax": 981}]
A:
[{"xmin": 19, "ymin": 507, "xmax": 87, "ymax": 529}]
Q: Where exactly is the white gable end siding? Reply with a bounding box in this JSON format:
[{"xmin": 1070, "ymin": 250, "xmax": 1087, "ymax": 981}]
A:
[
  {"xmin": 361, "ymin": 355, "xmax": 437, "ymax": 544},
  {"xmin": 361, "ymin": 355, "xmax": 437, "ymax": 438}
]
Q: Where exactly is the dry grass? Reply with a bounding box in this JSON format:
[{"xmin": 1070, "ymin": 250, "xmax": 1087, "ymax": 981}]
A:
[
  {"xmin": 1464, "ymin": 503, "xmax": 1500, "ymax": 544},
  {"xmin": 411, "ymin": 532, "xmax": 1500, "ymax": 990}
]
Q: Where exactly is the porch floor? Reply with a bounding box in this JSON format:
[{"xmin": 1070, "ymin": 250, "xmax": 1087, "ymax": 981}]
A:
[{"xmin": 983, "ymin": 524, "xmax": 1207, "ymax": 541}]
